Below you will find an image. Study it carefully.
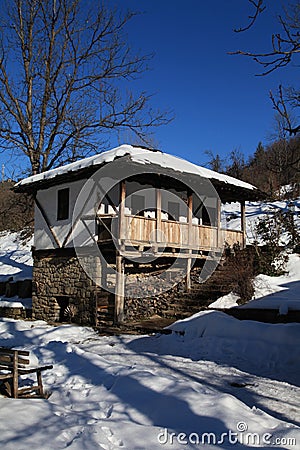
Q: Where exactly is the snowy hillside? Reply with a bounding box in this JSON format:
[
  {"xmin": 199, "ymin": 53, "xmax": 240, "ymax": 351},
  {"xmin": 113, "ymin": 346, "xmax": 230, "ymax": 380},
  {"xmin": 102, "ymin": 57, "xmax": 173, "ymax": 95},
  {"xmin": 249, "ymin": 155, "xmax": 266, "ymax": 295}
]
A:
[
  {"xmin": 222, "ymin": 198, "xmax": 300, "ymax": 245},
  {"xmin": 210, "ymin": 252, "xmax": 300, "ymax": 311},
  {"xmin": 0, "ymin": 231, "xmax": 33, "ymax": 281}
]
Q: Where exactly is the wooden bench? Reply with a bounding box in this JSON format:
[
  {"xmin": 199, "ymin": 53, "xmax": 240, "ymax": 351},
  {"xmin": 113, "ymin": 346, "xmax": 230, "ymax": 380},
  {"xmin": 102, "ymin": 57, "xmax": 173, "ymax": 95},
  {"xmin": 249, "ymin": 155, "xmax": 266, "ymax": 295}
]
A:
[{"xmin": 0, "ymin": 347, "xmax": 53, "ymax": 398}]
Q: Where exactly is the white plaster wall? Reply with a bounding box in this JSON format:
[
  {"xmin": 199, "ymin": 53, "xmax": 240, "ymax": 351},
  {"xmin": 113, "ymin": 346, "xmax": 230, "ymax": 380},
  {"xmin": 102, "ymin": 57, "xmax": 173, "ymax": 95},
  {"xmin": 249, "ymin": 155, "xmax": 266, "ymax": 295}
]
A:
[{"xmin": 34, "ymin": 178, "xmax": 98, "ymax": 250}]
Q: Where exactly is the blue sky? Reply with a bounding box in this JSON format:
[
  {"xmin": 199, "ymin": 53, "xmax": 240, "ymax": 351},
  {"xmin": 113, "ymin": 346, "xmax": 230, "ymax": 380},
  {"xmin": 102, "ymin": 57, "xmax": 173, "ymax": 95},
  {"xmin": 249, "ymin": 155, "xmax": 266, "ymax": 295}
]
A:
[
  {"xmin": 115, "ymin": 0, "xmax": 298, "ymax": 167},
  {"xmin": 1, "ymin": 0, "xmax": 298, "ymax": 177}
]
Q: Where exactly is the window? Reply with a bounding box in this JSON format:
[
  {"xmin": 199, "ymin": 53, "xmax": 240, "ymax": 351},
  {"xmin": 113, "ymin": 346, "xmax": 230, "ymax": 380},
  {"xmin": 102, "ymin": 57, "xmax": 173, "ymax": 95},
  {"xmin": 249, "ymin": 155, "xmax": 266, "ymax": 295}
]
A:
[
  {"xmin": 57, "ymin": 188, "xmax": 70, "ymax": 220},
  {"xmin": 131, "ymin": 194, "xmax": 145, "ymax": 216},
  {"xmin": 168, "ymin": 201, "xmax": 180, "ymax": 221}
]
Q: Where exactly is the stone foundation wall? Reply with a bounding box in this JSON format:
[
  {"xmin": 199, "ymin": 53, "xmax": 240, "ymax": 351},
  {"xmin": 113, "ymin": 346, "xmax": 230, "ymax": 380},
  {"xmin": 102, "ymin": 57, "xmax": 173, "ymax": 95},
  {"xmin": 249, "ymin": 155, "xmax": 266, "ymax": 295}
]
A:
[
  {"xmin": 0, "ymin": 279, "xmax": 32, "ymax": 298},
  {"xmin": 124, "ymin": 269, "xmax": 190, "ymax": 320},
  {"xmin": 0, "ymin": 306, "xmax": 31, "ymax": 320},
  {"xmin": 32, "ymin": 247, "xmax": 256, "ymax": 326},
  {"xmin": 33, "ymin": 252, "xmax": 101, "ymax": 325},
  {"xmin": 123, "ymin": 247, "xmax": 257, "ymax": 321}
]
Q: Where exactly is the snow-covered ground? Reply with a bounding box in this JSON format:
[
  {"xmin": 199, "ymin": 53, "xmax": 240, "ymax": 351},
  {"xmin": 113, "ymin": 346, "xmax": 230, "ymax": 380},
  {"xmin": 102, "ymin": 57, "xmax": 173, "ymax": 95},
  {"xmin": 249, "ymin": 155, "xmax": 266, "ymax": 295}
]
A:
[
  {"xmin": 0, "ymin": 231, "xmax": 33, "ymax": 281},
  {"xmin": 210, "ymin": 253, "xmax": 300, "ymax": 311},
  {"xmin": 222, "ymin": 198, "xmax": 300, "ymax": 245},
  {"xmin": 0, "ymin": 200, "xmax": 299, "ymax": 449},
  {"xmin": 0, "ymin": 314, "xmax": 299, "ymax": 449}
]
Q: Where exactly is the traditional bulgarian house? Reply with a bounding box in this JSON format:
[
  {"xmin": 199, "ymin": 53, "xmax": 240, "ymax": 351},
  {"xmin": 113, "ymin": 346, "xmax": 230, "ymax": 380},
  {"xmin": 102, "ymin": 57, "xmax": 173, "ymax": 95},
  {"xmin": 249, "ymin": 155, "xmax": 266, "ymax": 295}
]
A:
[{"xmin": 15, "ymin": 145, "xmax": 260, "ymax": 325}]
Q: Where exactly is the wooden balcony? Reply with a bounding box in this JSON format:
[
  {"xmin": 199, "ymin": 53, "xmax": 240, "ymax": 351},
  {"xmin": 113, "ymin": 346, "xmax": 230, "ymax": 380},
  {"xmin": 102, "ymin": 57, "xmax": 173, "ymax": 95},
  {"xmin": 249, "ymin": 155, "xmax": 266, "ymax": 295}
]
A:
[{"xmin": 98, "ymin": 214, "xmax": 244, "ymax": 257}]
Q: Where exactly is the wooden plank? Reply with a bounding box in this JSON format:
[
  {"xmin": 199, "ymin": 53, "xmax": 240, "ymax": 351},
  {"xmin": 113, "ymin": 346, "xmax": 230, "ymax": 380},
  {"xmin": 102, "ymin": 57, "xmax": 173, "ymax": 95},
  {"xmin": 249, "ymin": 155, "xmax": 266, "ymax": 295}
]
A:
[
  {"xmin": 37, "ymin": 370, "xmax": 44, "ymax": 397},
  {"xmin": 18, "ymin": 365, "xmax": 53, "ymax": 375},
  {"xmin": 0, "ymin": 373, "xmax": 13, "ymax": 380},
  {"xmin": 120, "ymin": 215, "xmax": 247, "ymax": 252},
  {"xmin": 12, "ymin": 351, "xmax": 18, "ymax": 399},
  {"xmin": 0, "ymin": 348, "xmax": 29, "ymax": 356},
  {"xmin": 0, "ymin": 347, "xmax": 53, "ymax": 399}
]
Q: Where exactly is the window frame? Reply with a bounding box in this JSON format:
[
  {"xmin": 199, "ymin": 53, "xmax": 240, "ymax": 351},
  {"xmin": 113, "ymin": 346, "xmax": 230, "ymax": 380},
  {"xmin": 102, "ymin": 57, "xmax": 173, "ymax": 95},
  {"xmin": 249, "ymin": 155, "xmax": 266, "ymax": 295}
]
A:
[{"xmin": 57, "ymin": 187, "xmax": 70, "ymax": 221}]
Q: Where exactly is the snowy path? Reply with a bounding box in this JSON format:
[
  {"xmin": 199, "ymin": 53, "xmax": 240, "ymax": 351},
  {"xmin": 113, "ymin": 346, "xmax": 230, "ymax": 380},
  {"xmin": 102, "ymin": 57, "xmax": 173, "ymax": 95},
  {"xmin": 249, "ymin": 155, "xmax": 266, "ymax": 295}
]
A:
[
  {"xmin": 0, "ymin": 317, "xmax": 299, "ymax": 449},
  {"xmin": 96, "ymin": 333, "xmax": 300, "ymax": 426}
]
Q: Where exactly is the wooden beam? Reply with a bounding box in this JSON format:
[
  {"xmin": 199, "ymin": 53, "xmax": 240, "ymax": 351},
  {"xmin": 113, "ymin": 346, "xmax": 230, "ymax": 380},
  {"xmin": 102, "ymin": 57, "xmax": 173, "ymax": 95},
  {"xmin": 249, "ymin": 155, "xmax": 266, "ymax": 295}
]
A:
[
  {"xmin": 216, "ymin": 197, "xmax": 222, "ymax": 248},
  {"xmin": 114, "ymin": 180, "xmax": 126, "ymax": 324},
  {"xmin": 62, "ymin": 182, "xmax": 98, "ymax": 248},
  {"xmin": 114, "ymin": 253, "xmax": 125, "ymax": 324},
  {"xmin": 156, "ymin": 187, "xmax": 162, "ymax": 244},
  {"xmin": 185, "ymin": 189, "xmax": 193, "ymax": 291},
  {"xmin": 96, "ymin": 180, "xmax": 119, "ymax": 215},
  {"xmin": 118, "ymin": 180, "xmax": 126, "ymax": 245},
  {"xmin": 35, "ymin": 197, "xmax": 61, "ymax": 248}
]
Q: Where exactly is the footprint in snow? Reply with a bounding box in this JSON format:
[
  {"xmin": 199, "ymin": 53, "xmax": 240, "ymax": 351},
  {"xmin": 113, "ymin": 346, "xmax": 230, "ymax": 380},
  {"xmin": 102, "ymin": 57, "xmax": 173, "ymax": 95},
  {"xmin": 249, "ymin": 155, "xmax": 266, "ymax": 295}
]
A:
[
  {"xmin": 105, "ymin": 404, "xmax": 113, "ymax": 418},
  {"xmin": 101, "ymin": 426, "xmax": 123, "ymax": 447},
  {"xmin": 96, "ymin": 402, "xmax": 114, "ymax": 419}
]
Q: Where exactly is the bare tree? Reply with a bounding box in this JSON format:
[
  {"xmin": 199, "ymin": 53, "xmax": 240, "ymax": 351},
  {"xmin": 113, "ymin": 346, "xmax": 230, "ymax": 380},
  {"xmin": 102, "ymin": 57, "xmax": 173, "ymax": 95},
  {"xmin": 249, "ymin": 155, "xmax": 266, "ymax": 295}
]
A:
[
  {"xmin": 226, "ymin": 149, "xmax": 246, "ymax": 179},
  {"xmin": 0, "ymin": 0, "xmax": 170, "ymax": 175},
  {"xmin": 230, "ymin": 1, "xmax": 300, "ymax": 135},
  {"xmin": 204, "ymin": 150, "xmax": 225, "ymax": 173}
]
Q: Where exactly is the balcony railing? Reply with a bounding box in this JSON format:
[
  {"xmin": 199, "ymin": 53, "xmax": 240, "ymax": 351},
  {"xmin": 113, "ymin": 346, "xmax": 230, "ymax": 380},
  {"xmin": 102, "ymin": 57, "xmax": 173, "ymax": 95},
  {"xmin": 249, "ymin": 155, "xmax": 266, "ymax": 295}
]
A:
[{"xmin": 98, "ymin": 214, "xmax": 244, "ymax": 252}]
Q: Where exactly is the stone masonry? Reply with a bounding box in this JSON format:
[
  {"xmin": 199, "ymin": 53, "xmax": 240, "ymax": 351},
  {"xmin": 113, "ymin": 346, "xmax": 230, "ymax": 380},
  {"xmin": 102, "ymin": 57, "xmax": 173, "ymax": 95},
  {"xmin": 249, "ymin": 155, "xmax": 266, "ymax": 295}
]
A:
[{"xmin": 32, "ymin": 252, "xmax": 101, "ymax": 325}]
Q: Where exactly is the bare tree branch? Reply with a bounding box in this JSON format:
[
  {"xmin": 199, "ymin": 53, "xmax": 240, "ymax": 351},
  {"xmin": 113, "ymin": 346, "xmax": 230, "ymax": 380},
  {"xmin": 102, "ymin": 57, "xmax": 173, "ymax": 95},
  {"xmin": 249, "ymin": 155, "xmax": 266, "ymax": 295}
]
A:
[
  {"xmin": 234, "ymin": 0, "xmax": 266, "ymax": 33},
  {"xmin": 230, "ymin": 2, "xmax": 300, "ymax": 75},
  {"xmin": 0, "ymin": 0, "xmax": 171, "ymax": 175},
  {"xmin": 231, "ymin": 1, "xmax": 300, "ymax": 135}
]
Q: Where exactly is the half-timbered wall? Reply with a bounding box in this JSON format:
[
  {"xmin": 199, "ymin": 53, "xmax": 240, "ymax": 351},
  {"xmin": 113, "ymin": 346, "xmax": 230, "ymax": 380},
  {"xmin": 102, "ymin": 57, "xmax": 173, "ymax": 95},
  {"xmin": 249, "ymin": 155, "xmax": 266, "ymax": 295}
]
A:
[{"xmin": 34, "ymin": 178, "xmax": 98, "ymax": 250}]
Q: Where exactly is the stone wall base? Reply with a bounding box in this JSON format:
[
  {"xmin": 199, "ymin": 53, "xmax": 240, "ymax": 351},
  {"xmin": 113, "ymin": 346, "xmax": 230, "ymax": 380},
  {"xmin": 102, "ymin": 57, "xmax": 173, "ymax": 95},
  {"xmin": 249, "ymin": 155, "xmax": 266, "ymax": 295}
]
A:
[
  {"xmin": 32, "ymin": 252, "xmax": 101, "ymax": 326},
  {"xmin": 0, "ymin": 306, "xmax": 32, "ymax": 320}
]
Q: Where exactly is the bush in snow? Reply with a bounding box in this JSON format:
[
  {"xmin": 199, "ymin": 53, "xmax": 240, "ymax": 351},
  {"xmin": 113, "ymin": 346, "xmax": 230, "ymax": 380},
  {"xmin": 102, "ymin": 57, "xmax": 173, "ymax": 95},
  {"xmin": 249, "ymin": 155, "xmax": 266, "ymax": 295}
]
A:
[
  {"xmin": 225, "ymin": 244, "xmax": 255, "ymax": 305},
  {"xmin": 253, "ymin": 204, "xmax": 299, "ymax": 275}
]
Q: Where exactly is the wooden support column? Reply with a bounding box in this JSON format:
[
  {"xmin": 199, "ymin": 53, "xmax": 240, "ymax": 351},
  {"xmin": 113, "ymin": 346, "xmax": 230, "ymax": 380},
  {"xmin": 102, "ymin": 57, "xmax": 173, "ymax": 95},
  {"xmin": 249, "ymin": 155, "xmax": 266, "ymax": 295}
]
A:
[
  {"xmin": 216, "ymin": 197, "xmax": 221, "ymax": 248},
  {"xmin": 156, "ymin": 187, "xmax": 162, "ymax": 246},
  {"xmin": 241, "ymin": 200, "xmax": 246, "ymax": 248},
  {"xmin": 118, "ymin": 180, "xmax": 126, "ymax": 247},
  {"xmin": 115, "ymin": 252, "xmax": 125, "ymax": 324},
  {"xmin": 185, "ymin": 190, "xmax": 193, "ymax": 291},
  {"xmin": 114, "ymin": 180, "xmax": 126, "ymax": 324}
]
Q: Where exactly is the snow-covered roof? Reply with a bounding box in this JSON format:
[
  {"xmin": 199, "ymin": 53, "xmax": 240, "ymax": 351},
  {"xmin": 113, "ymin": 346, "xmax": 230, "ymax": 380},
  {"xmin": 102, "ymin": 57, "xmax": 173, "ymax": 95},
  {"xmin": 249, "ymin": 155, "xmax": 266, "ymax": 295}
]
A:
[{"xmin": 15, "ymin": 144, "xmax": 257, "ymax": 191}]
